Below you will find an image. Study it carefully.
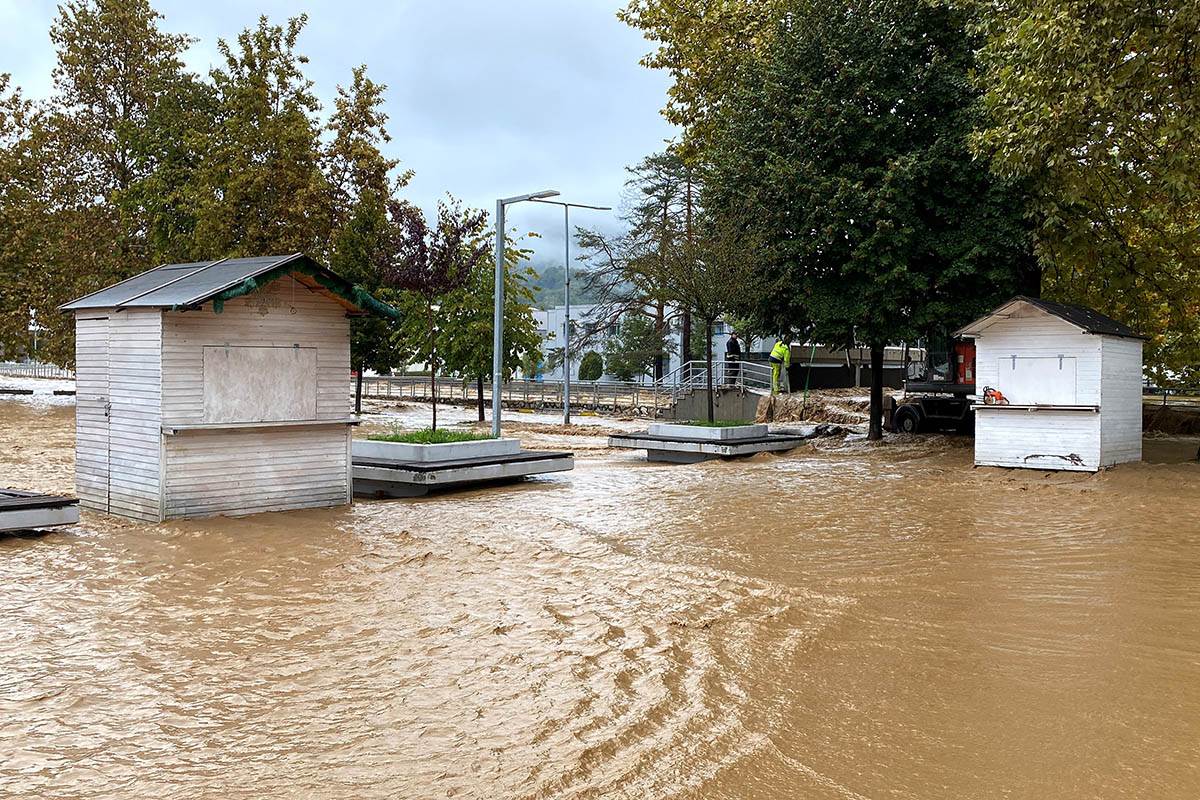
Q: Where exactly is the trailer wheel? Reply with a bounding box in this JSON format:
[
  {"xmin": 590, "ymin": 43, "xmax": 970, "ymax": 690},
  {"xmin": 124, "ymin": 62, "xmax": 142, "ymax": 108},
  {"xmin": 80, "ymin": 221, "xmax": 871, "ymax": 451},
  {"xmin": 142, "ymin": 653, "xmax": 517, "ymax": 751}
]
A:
[{"xmin": 894, "ymin": 405, "xmax": 922, "ymax": 434}]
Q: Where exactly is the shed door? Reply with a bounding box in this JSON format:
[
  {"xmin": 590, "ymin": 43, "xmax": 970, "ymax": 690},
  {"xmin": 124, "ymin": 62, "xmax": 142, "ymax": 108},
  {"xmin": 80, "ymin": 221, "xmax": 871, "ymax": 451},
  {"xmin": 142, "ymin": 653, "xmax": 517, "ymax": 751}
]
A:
[
  {"xmin": 75, "ymin": 316, "xmax": 110, "ymax": 512},
  {"xmin": 997, "ymin": 355, "xmax": 1077, "ymax": 405}
]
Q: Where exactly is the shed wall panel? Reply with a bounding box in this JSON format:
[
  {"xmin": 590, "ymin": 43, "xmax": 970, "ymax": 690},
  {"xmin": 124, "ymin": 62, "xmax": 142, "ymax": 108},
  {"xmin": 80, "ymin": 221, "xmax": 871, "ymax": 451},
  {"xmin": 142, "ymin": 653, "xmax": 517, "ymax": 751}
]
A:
[
  {"xmin": 975, "ymin": 410, "xmax": 1101, "ymax": 471},
  {"xmin": 74, "ymin": 314, "xmax": 110, "ymax": 512},
  {"xmin": 163, "ymin": 426, "xmax": 351, "ymax": 518},
  {"xmin": 973, "ymin": 314, "xmax": 1101, "ymax": 406},
  {"xmin": 160, "ymin": 276, "xmax": 352, "ymax": 425},
  {"xmin": 1099, "ymin": 337, "xmax": 1143, "ymax": 466},
  {"xmin": 105, "ymin": 310, "xmax": 163, "ymax": 521}
]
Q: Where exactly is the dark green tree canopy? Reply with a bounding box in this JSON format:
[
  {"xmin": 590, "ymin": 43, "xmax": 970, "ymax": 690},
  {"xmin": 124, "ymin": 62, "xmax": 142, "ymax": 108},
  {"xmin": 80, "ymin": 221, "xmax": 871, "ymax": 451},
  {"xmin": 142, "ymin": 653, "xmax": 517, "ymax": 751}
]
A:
[
  {"xmin": 708, "ymin": 0, "xmax": 1036, "ymax": 347},
  {"xmin": 706, "ymin": 0, "xmax": 1038, "ymax": 435}
]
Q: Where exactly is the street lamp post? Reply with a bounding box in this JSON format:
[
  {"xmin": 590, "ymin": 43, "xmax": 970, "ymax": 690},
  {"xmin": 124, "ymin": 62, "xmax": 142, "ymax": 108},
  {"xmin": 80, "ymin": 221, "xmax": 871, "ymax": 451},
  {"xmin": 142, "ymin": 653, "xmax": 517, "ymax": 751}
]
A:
[
  {"xmin": 531, "ymin": 199, "xmax": 610, "ymax": 425},
  {"xmin": 493, "ymin": 190, "xmax": 559, "ymax": 437}
]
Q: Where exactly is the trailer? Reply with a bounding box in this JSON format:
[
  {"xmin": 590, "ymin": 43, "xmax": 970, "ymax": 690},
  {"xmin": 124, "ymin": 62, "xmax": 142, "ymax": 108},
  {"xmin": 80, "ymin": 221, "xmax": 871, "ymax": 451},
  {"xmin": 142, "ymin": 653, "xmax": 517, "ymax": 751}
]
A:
[{"xmin": 885, "ymin": 338, "xmax": 976, "ymax": 434}]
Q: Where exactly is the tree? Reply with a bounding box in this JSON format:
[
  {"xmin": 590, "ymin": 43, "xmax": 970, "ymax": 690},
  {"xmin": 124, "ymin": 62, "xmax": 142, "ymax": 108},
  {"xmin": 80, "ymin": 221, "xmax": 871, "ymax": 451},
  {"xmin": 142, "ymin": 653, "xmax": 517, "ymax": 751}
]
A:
[
  {"xmin": 191, "ymin": 15, "xmax": 330, "ymax": 259},
  {"xmin": 14, "ymin": 0, "xmax": 197, "ymax": 366},
  {"xmin": 618, "ymin": 0, "xmax": 785, "ymax": 162},
  {"xmin": 972, "ymin": 0, "xmax": 1200, "ymax": 383},
  {"xmin": 438, "ymin": 235, "xmax": 543, "ymax": 422},
  {"xmin": 325, "ymin": 65, "xmax": 412, "ymax": 411},
  {"xmin": 653, "ymin": 211, "xmax": 751, "ymax": 420},
  {"xmin": 0, "ymin": 76, "xmax": 42, "ymax": 359},
  {"xmin": 576, "ymin": 150, "xmax": 700, "ymax": 378},
  {"xmin": 381, "ymin": 198, "xmax": 490, "ymax": 430},
  {"xmin": 707, "ymin": 0, "xmax": 1037, "ymax": 438},
  {"xmin": 578, "ymin": 351, "xmax": 604, "ymax": 381},
  {"xmin": 603, "ymin": 313, "xmax": 673, "ymax": 382}
]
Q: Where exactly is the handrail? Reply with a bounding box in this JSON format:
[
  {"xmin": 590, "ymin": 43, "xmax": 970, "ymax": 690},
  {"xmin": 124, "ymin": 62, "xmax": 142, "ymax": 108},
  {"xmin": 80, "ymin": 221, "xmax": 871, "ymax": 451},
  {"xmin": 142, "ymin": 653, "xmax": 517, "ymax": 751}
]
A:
[{"xmin": 354, "ymin": 358, "xmax": 775, "ymax": 417}]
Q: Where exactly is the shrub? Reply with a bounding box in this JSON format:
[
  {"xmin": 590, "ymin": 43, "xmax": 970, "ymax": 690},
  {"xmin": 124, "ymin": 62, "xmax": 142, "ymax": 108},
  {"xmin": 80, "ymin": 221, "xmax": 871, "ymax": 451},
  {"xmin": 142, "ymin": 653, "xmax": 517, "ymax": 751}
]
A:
[
  {"xmin": 578, "ymin": 350, "xmax": 604, "ymax": 381},
  {"xmin": 367, "ymin": 428, "xmax": 494, "ymax": 444}
]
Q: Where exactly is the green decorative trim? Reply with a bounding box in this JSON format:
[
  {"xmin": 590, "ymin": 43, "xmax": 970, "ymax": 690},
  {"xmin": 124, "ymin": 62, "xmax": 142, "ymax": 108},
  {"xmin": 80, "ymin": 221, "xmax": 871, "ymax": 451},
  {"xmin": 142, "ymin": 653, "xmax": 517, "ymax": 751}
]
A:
[{"xmin": 203, "ymin": 257, "xmax": 400, "ymax": 320}]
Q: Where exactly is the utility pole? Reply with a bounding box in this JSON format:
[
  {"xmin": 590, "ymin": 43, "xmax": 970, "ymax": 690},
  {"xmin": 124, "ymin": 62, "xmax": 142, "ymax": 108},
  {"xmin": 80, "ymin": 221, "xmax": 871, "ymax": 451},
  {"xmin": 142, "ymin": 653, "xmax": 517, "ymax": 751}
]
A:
[
  {"xmin": 492, "ymin": 190, "xmax": 559, "ymax": 437},
  {"xmin": 532, "ymin": 198, "xmax": 611, "ymax": 425}
]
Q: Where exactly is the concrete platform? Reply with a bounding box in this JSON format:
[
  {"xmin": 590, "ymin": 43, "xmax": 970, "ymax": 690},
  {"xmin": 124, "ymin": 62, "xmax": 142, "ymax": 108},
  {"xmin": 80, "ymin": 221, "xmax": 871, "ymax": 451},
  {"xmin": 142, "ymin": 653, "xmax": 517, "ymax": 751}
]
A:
[
  {"xmin": 608, "ymin": 427, "xmax": 808, "ymax": 463},
  {"xmin": 353, "ymin": 450, "xmax": 574, "ymax": 498},
  {"xmin": 0, "ymin": 489, "xmax": 80, "ymax": 532}
]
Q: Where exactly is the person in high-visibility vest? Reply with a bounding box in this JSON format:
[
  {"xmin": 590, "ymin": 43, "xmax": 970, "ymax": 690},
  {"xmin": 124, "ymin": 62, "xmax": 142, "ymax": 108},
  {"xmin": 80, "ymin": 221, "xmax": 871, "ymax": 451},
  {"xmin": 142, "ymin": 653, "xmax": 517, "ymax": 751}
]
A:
[{"xmin": 769, "ymin": 337, "xmax": 791, "ymax": 394}]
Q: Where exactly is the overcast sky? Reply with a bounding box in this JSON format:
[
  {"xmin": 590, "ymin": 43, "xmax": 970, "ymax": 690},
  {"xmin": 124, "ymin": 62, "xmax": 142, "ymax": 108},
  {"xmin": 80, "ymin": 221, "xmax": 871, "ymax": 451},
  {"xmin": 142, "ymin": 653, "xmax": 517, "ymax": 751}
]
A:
[{"xmin": 0, "ymin": 0, "xmax": 677, "ymax": 265}]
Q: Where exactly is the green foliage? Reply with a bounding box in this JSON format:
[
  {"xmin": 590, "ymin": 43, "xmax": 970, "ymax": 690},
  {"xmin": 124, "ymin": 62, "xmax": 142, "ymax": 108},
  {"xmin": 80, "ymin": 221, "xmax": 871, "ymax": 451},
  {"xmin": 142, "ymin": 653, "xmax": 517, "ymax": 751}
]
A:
[
  {"xmin": 0, "ymin": 6, "xmax": 414, "ymax": 369},
  {"xmin": 618, "ymin": 0, "xmax": 785, "ymax": 162},
  {"xmin": 385, "ymin": 201, "xmax": 540, "ymax": 388},
  {"xmin": 0, "ymin": 75, "xmax": 41, "ymax": 360},
  {"xmin": 706, "ymin": 0, "xmax": 1037, "ymax": 433},
  {"xmin": 972, "ymin": 0, "xmax": 1200, "ymax": 383},
  {"xmin": 578, "ymin": 350, "xmax": 603, "ymax": 381},
  {"xmin": 437, "ymin": 235, "xmax": 542, "ymax": 386},
  {"xmin": 367, "ymin": 427, "xmax": 493, "ymax": 444},
  {"xmin": 603, "ymin": 313, "xmax": 672, "ymax": 382},
  {"xmin": 191, "ymin": 15, "xmax": 330, "ymax": 258},
  {"xmin": 16, "ymin": 0, "xmax": 195, "ymax": 366}
]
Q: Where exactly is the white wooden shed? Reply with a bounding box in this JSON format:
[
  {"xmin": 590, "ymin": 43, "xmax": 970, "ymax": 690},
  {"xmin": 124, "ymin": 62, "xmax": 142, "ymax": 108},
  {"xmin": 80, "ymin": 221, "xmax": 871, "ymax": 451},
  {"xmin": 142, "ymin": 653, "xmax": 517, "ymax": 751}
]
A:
[
  {"xmin": 954, "ymin": 296, "xmax": 1145, "ymax": 472},
  {"xmin": 62, "ymin": 254, "xmax": 398, "ymax": 521}
]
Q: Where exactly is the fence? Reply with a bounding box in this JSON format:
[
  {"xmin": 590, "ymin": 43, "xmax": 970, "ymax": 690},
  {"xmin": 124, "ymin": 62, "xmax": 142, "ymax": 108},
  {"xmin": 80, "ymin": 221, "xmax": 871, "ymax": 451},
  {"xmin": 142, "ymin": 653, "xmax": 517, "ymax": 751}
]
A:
[
  {"xmin": 359, "ymin": 375, "xmax": 676, "ymax": 417},
  {"xmin": 0, "ymin": 361, "xmax": 74, "ymax": 380},
  {"xmin": 358, "ymin": 360, "xmax": 775, "ymax": 417},
  {"xmin": 1144, "ymin": 387, "xmax": 1200, "ymax": 408}
]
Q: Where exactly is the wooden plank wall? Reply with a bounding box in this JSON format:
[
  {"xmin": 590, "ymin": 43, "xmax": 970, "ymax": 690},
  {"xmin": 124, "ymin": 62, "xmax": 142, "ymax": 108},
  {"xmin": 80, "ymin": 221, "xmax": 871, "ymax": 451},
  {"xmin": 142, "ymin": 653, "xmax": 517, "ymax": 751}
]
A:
[
  {"xmin": 160, "ymin": 276, "xmax": 353, "ymax": 517},
  {"xmin": 160, "ymin": 276, "xmax": 351, "ymax": 423},
  {"xmin": 974, "ymin": 311, "xmax": 1102, "ymax": 470},
  {"xmin": 74, "ymin": 314, "xmax": 110, "ymax": 512},
  {"xmin": 162, "ymin": 427, "xmax": 351, "ymax": 518},
  {"xmin": 107, "ymin": 310, "xmax": 164, "ymax": 520},
  {"xmin": 1099, "ymin": 337, "xmax": 1144, "ymax": 466}
]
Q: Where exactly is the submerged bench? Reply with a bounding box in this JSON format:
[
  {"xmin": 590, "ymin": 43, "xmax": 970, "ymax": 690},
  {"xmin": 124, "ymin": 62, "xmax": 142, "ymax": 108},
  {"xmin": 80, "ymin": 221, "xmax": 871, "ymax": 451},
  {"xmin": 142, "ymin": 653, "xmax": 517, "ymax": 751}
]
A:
[
  {"xmin": 0, "ymin": 489, "xmax": 80, "ymax": 532},
  {"xmin": 352, "ymin": 438, "xmax": 574, "ymax": 498},
  {"xmin": 608, "ymin": 422, "xmax": 809, "ymax": 463}
]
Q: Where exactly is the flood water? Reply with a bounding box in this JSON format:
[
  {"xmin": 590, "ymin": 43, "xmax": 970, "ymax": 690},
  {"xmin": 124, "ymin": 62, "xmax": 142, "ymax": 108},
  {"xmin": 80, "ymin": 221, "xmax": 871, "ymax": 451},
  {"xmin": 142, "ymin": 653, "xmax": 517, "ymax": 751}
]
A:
[{"xmin": 3, "ymin": 399, "xmax": 1200, "ymax": 799}]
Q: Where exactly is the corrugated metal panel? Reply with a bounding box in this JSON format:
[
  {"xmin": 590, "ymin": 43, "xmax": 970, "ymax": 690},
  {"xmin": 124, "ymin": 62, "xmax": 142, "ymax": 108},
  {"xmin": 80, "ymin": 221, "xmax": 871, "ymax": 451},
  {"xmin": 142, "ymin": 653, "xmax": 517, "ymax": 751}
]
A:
[
  {"xmin": 62, "ymin": 263, "xmax": 197, "ymax": 311},
  {"xmin": 61, "ymin": 255, "xmax": 300, "ymax": 310},
  {"xmin": 131, "ymin": 255, "xmax": 297, "ymax": 307}
]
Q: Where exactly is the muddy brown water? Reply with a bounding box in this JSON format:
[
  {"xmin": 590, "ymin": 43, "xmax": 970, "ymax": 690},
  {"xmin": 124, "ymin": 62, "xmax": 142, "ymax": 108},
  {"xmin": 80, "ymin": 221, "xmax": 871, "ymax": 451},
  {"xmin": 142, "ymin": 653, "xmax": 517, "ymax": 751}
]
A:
[{"xmin": 4, "ymin": 400, "xmax": 1200, "ymax": 799}]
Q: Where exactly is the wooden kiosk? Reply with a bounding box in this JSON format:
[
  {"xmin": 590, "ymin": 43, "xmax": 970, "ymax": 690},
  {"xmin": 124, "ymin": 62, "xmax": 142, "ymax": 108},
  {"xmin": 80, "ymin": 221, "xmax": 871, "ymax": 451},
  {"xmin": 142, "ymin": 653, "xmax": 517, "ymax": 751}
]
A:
[{"xmin": 62, "ymin": 254, "xmax": 398, "ymax": 520}]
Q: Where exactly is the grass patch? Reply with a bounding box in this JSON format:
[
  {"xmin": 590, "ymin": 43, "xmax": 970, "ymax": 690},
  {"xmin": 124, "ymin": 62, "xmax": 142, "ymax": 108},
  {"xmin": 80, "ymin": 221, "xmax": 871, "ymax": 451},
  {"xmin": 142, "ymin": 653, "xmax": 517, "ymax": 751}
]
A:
[
  {"xmin": 676, "ymin": 419, "xmax": 755, "ymax": 427},
  {"xmin": 367, "ymin": 427, "xmax": 495, "ymax": 445}
]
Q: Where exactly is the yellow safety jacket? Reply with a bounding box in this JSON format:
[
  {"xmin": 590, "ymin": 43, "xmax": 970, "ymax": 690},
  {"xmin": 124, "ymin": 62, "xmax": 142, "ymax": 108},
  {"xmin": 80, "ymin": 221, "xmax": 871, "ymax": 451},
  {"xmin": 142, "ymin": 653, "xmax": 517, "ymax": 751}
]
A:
[{"xmin": 769, "ymin": 340, "xmax": 791, "ymax": 366}]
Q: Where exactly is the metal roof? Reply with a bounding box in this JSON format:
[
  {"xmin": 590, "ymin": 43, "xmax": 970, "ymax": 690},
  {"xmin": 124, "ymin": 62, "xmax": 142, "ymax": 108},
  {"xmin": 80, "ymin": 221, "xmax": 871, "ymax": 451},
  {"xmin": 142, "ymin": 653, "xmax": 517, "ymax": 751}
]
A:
[
  {"xmin": 954, "ymin": 295, "xmax": 1147, "ymax": 340},
  {"xmin": 62, "ymin": 254, "xmax": 371, "ymax": 312}
]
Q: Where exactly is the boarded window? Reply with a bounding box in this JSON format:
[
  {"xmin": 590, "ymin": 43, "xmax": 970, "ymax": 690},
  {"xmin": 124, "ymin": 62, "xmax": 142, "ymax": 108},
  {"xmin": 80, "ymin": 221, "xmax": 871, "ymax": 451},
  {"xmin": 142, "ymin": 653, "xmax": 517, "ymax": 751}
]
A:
[
  {"xmin": 997, "ymin": 356, "xmax": 1077, "ymax": 405},
  {"xmin": 202, "ymin": 345, "xmax": 318, "ymax": 423}
]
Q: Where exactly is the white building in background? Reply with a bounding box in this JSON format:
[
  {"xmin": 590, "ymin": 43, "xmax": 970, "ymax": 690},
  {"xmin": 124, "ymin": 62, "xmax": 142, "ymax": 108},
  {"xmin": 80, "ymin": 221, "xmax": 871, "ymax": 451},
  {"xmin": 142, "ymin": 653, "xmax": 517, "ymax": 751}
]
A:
[{"xmin": 530, "ymin": 304, "xmax": 760, "ymax": 383}]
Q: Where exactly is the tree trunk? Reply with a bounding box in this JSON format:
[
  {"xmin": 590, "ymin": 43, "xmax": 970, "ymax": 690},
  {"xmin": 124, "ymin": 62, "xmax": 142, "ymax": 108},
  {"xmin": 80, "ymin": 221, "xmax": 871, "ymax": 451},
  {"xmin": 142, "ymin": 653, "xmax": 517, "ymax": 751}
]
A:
[
  {"xmin": 654, "ymin": 302, "xmax": 665, "ymax": 380},
  {"xmin": 355, "ymin": 361, "xmax": 364, "ymax": 416},
  {"xmin": 868, "ymin": 343, "xmax": 884, "ymax": 441},
  {"xmin": 705, "ymin": 319, "xmax": 715, "ymax": 423},
  {"xmin": 682, "ymin": 312, "xmax": 692, "ymax": 377},
  {"xmin": 477, "ymin": 375, "xmax": 485, "ymax": 422}
]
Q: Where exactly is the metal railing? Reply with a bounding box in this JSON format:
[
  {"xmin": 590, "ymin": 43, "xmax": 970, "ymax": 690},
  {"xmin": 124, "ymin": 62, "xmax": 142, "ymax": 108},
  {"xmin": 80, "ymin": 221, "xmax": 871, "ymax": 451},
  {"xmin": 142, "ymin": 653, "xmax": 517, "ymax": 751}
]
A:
[
  {"xmin": 358, "ymin": 359, "xmax": 774, "ymax": 417},
  {"xmin": 1144, "ymin": 387, "xmax": 1200, "ymax": 408},
  {"xmin": 0, "ymin": 361, "xmax": 74, "ymax": 379},
  {"xmin": 358, "ymin": 375, "xmax": 678, "ymax": 417},
  {"xmin": 655, "ymin": 359, "xmax": 774, "ymax": 401}
]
